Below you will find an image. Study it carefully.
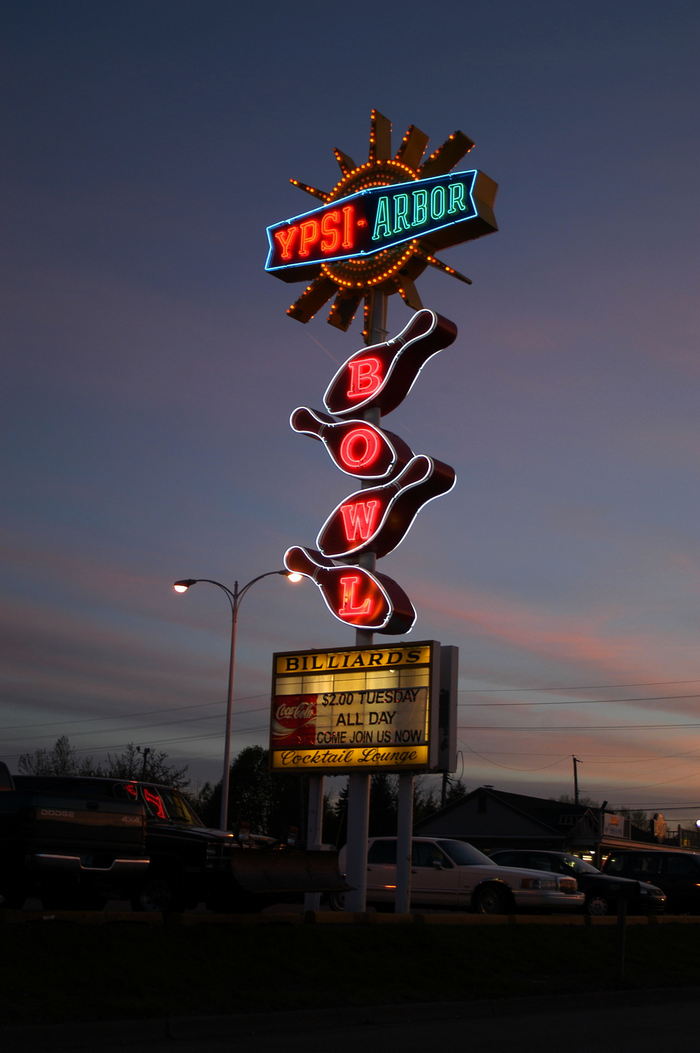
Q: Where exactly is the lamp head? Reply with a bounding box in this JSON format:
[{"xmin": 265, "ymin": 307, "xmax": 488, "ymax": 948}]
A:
[{"xmin": 173, "ymin": 579, "xmax": 197, "ymax": 593}]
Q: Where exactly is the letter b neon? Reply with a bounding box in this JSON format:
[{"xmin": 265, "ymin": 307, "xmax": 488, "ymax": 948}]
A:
[{"xmin": 346, "ymin": 357, "xmax": 383, "ymax": 399}]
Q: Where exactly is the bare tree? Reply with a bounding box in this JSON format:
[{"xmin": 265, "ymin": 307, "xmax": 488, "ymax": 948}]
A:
[
  {"xmin": 18, "ymin": 735, "xmax": 95, "ymax": 776},
  {"xmin": 17, "ymin": 736, "xmax": 188, "ymax": 788}
]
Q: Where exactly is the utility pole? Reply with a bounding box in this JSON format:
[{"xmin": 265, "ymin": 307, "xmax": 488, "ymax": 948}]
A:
[
  {"xmin": 572, "ymin": 755, "xmax": 581, "ymax": 805},
  {"xmin": 140, "ymin": 747, "xmax": 151, "ymax": 780}
]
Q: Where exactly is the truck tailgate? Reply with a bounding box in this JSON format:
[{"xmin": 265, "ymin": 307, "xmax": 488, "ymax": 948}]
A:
[{"xmin": 4, "ymin": 794, "xmax": 146, "ymax": 859}]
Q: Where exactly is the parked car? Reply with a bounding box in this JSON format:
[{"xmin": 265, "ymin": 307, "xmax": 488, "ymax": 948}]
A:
[
  {"xmin": 601, "ymin": 848, "xmax": 700, "ymax": 913},
  {"xmin": 489, "ymin": 849, "xmax": 666, "ymax": 916},
  {"xmin": 338, "ymin": 836, "xmax": 585, "ymax": 913}
]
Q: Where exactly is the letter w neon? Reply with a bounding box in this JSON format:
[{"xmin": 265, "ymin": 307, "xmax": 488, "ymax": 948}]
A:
[{"xmin": 339, "ymin": 499, "xmax": 381, "ymax": 543}]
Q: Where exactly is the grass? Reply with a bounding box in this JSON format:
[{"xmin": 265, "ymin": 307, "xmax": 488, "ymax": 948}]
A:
[{"xmin": 2, "ymin": 914, "xmax": 700, "ymax": 1026}]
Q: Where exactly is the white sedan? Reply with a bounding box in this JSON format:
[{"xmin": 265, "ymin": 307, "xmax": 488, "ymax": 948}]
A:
[{"xmin": 340, "ymin": 836, "xmax": 585, "ymax": 913}]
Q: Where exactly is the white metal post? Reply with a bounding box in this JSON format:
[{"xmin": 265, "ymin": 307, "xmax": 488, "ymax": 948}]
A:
[
  {"xmin": 395, "ymin": 773, "xmax": 414, "ymax": 912},
  {"xmin": 304, "ymin": 774, "xmax": 325, "ymax": 910}
]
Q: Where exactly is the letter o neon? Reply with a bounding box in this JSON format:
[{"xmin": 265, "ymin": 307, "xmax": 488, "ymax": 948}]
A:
[
  {"xmin": 430, "ymin": 185, "xmax": 446, "ymax": 220},
  {"xmin": 339, "ymin": 427, "xmax": 382, "ymax": 471}
]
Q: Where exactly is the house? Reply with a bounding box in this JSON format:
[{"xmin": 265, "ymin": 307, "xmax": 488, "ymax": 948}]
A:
[{"xmin": 415, "ymin": 785, "xmax": 603, "ymax": 855}]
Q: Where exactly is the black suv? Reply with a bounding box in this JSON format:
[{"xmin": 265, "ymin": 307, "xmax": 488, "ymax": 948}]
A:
[
  {"xmin": 489, "ymin": 849, "xmax": 666, "ymax": 916},
  {"xmin": 602, "ymin": 848, "xmax": 700, "ymax": 913}
]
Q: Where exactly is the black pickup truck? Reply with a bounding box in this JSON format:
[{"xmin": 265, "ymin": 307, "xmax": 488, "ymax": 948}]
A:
[
  {"xmin": 9, "ymin": 773, "xmax": 347, "ymax": 912},
  {"xmin": 0, "ymin": 763, "xmax": 149, "ymax": 908}
]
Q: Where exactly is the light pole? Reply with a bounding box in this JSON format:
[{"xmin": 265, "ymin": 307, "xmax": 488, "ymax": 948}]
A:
[{"xmin": 173, "ymin": 571, "xmax": 301, "ymax": 832}]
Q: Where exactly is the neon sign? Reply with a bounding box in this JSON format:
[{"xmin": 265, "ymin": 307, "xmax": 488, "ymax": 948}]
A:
[
  {"xmin": 316, "ymin": 455, "xmax": 455, "ymax": 560},
  {"xmin": 265, "ymin": 109, "xmax": 498, "ymax": 334},
  {"xmin": 273, "ymin": 112, "xmax": 496, "ymax": 635},
  {"xmin": 290, "ymin": 406, "xmax": 413, "ymax": 479},
  {"xmin": 285, "ymin": 308, "xmax": 458, "ymax": 634},
  {"xmin": 266, "ymin": 170, "xmax": 494, "ymax": 276},
  {"xmin": 284, "ymin": 545, "xmax": 416, "ymax": 635},
  {"xmin": 324, "ymin": 309, "xmax": 456, "ymax": 417}
]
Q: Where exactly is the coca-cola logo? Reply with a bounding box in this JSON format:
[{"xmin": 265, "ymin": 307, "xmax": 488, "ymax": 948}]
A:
[
  {"xmin": 277, "ymin": 701, "xmax": 316, "ymax": 720},
  {"xmin": 272, "ymin": 694, "xmax": 317, "ymax": 747}
]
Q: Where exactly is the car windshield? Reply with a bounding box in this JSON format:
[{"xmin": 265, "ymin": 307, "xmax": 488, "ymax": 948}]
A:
[
  {"xmin": 560, "ymin": 855, "xmax": 600, "ymax": 875},
  {"xmin": 116, "ymin": 782, "xmax": 203, "ymax": 825},
  {"xmin": 437, "ymin": 839, "xmax": 494, "ymax": 866},
  {"xmin": 149, "ymin": 787, "xmax": 203, "ymax": 825}
]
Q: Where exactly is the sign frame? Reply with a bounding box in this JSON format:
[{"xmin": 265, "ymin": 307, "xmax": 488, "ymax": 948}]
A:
[{"xmin": 270, "ymin": 641, "xmax": 442, "ymax": 774}]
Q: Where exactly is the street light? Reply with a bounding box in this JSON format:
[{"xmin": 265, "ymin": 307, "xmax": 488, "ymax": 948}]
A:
[{"xmin": 173, "ymin": 571, "xmax": 301, "ymax": 831}]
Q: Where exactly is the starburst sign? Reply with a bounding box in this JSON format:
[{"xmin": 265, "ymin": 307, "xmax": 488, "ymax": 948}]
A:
[{"xmin": 265, "ymin": 109, "xmax": 498, "ymax": 332}]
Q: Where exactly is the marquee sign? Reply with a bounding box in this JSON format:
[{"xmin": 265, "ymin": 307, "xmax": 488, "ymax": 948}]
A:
[
  {"xmin": 266, "ymin": 170, "xmax": 495, "ymax": 277},
  {"xmin": 270, "ymin": 641, "xmax": 440, "ymax": 773},
  {"xmin": 265, "ymin": 109, "xmax": 498, "ymax": 334}
]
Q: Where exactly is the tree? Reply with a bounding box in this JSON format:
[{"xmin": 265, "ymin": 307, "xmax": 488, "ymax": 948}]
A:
[
  {"xmin": 442, "ymin": 776, "xmax": 467, "ymax": 805},
  {"xmin": 17, "ymin": 736, "xmax": 189, "ymax": 788},
  {"xmin": 18, "ymin": 735, "xmax": 96, "ymax": 776},
  {"xmin": 197, "ymin": 746, "xmax": 340, "ymax": 840},
  {"xmin": 329, "ymin": 773, "xmax": 445, "ymax": 843},
  {"xmin": 101, "ymin": 744, "xmax": 189, "ymax": 788},
  {"xmin": 413, "ymin": 776, "xmax": 439, "ymax": 824},
  {"xmin": 616, "ymin": 807, "xmax": 650, "ymax": 828},
  {"xmin": 557, "ymin": 793, "xmax": 600, "ymax": 809},
  {"xmin": 203, "ymin": 745, "xmax": 309, "ymax": 839},
  {"xmin": 368, "ymin": 774, "xmax": 397, "ymax": 835}
]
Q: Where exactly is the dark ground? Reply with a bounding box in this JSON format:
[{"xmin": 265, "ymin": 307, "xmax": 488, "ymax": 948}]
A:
[{"xmin": 1, "ymin": 910, "xmax": 699, "ymax": 1028}]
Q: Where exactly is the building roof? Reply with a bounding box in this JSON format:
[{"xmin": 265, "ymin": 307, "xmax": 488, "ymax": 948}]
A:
[{"xmin": 416, "ymin": 785, "xmax": 598, "ymax": 845}]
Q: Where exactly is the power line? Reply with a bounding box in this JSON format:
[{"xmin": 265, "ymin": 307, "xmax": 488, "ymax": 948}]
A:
[
  {"xmin": 455, "ymin": 746, "xmax": 700, "ymax": 764},
  {"xmin": 462, "ymin": 679, "xmax": 700, "ymax": 693},
  {"xmin": 612, "ymin": 803, "xmax": 700, "ymax": 812},
  {"xmin": 0, "ymin": 693, "xmax": 271, "ymax": 733},
  {"xmin": 0, "ymin": 728, "xmax": 252, "ymax": 763},
  {"xmin": 0, "ymin": 706, "xmax": 272, "ymax": 746},
  {"xmin": 459, "ymin": 692, "xmax": 700, "ymax": 708},
  {"xmin": 459, "ymin": 722, "xmax": 700, "ymax": 731},
  {"xmin": 463, "ymin": 742, "xmax": 570, "ymax": 773}
]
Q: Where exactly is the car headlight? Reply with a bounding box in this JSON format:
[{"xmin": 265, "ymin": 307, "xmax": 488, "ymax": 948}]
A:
[{"xmin": 519, "ymin": 877, "xmax": 557, "ymax": 890}]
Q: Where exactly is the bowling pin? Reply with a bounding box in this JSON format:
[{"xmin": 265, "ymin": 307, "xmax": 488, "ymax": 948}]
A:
[
  {"xmin": 316, "ymin": 454, "xmax": 456, "ymax": 560},
  {"xmin": 323, "ymin": 308, "xmax": 457, "ymax": 418},
  {"xmin": 290, "ymin": 406, "xmax": 413, "ymax": 479},
  {"xmin": 284, "ymin": 545, "xmax": 416, "ymax": 635}
]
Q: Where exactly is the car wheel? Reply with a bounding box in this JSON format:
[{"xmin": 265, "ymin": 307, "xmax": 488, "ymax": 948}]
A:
[
  {"xmin": 131, "ymin": 876, "xmax": 185, "ymax": 913},
  {"xmin": 586, "ymin": 894, "xmax": 610, "ymax": 916},
  {"xmin": 473, "ymin": 883, "xmax": 512, "ymax": 914}
]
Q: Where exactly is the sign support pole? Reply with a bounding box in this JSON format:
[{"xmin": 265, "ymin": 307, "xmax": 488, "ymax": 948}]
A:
[
  {"xmin": 303, "ymin": 772, "xmax": 325, "ymax": 910},
  {"xmin": 343, "ymin": 291, "xmax": 387, "ymax": 913},
  {"xmin": 395, "ymin": 772, "xmax": 414, "ymax": 912}
]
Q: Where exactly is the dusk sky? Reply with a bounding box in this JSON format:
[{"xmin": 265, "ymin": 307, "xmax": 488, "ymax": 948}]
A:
[{"xmin": 4, "ymin": 1, "xmax": 700, "ymax": 823}]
